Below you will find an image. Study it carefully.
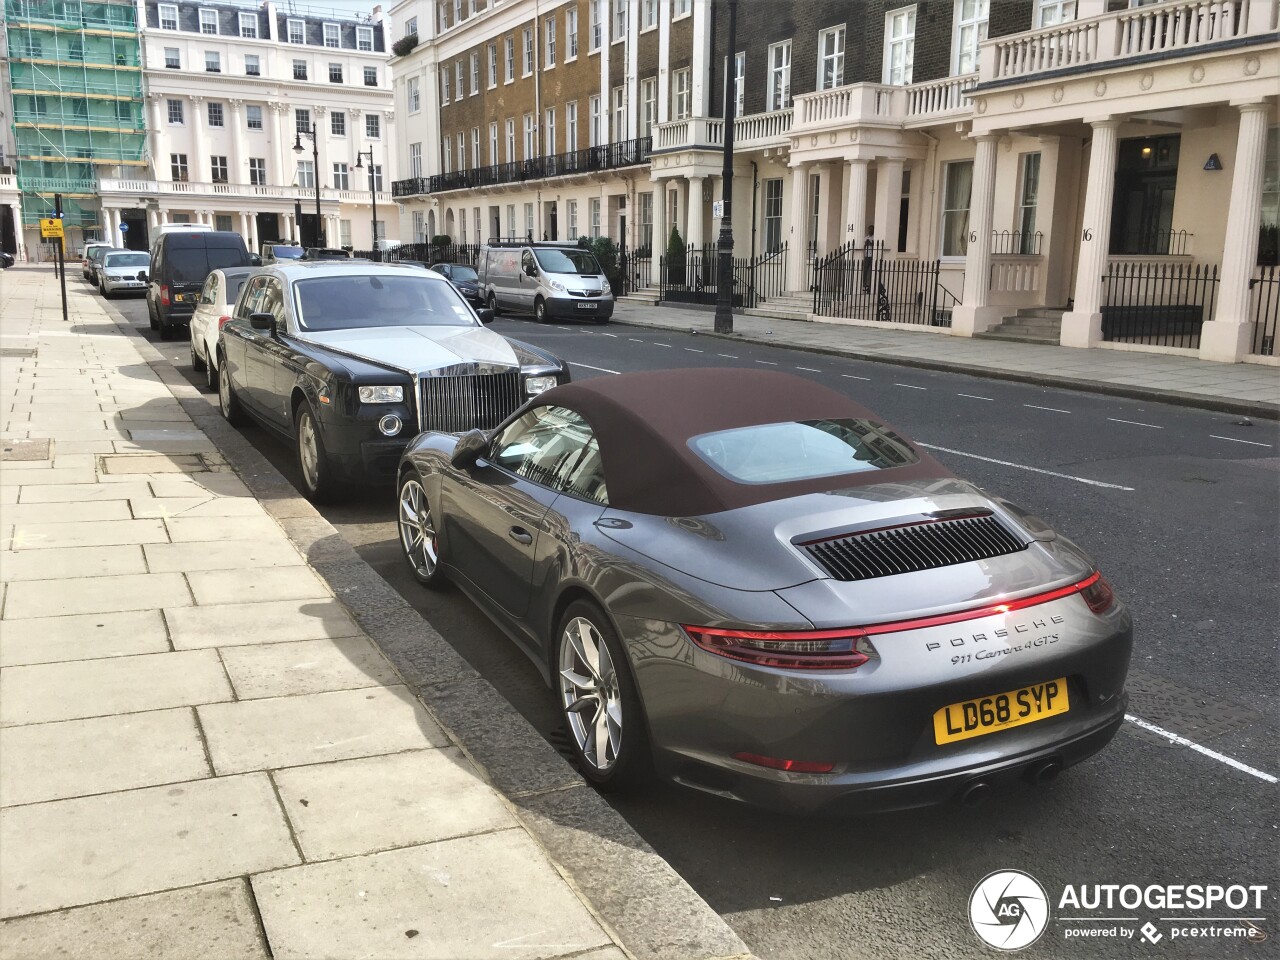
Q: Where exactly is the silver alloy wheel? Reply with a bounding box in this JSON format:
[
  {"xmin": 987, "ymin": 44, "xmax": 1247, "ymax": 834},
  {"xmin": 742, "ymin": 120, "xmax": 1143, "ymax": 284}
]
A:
[
  {"xmin": 218, "ymin": 362, "xmax": 232, "ymax": 417},
  {"xmin": 398, "ymin": 478, "xmax": 438, "ymax": 578},
  {"xmin": 559, "ymin": 616, "xmax": 622, "ymax": 773},
  {"xmin": 297, "ymin": 411, "xmax": 320, "ymax": 491}
]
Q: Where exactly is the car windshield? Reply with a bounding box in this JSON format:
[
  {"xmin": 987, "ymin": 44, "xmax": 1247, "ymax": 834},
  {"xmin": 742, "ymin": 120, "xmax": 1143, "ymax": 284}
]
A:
[
  {"xmin": 449, "ymin": 265, "xmax": 478, "ymax": 282},
  {"xmin": 270, "ymin": 245, "xmax": 304, "ymax": 259},
  {"xmin": 689, "ymin": 419, "xmax": 920, "ymax": 484},
  {"xmin": 293, "ymin": 275, "xmax": 477, "ymax": 331},
  {"xmin": 104, "ymin": 253, "xmax": 149, "ymax": 267},
  {"xmin": 533, "ymin": 249, "xmax": 601, "ymax": 275}
]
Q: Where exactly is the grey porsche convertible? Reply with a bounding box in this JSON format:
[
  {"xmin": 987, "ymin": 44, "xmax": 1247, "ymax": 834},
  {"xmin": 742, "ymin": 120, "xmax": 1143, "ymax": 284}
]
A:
[{"xmin": 396, "ymin": 369, "xmax": 1132, "ymax": 813}]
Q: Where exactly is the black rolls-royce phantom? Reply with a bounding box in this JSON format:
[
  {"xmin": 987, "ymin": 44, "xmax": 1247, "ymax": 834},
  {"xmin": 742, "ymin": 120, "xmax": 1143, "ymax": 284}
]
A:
[{"xmin": 215, "ymin": 262, "xmax": 568, "ymax": 501}]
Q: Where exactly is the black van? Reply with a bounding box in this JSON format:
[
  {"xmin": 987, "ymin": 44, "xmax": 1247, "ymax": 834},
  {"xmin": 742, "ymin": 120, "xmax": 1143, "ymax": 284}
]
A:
[{"xmin": 146, "ymin": 231, "xmax": 256, "ymax": 340}]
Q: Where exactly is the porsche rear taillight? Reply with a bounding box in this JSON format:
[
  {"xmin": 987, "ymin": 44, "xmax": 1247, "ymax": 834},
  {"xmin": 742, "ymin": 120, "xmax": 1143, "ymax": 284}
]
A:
[
  {"xmin": 217, "ymin": 315, "xmax": 232, "ymax": 330},
  {"xmin": 1080, "ymin": 574, "xmax": 1116, "ymax": 614},
  {"xmin": 160, "ymin": 285, "xmax": 170, "ymax": 305},
  {"xmin": 732, "ymin": 752, "xmax": 835, "ymax": 774},
  {"xmin": 681, "ymin": 625, "xmax": 878, "ymax": 670}
]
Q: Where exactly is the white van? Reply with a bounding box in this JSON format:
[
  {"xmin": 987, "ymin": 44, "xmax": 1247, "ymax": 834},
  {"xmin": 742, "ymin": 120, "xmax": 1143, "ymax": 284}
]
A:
[{"xmin": 478, "ymin": 241, "xmax": 614, "ymax": 324}]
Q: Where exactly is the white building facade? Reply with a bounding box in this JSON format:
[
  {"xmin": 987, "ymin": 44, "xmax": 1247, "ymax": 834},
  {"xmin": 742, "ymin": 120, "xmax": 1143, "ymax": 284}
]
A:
[{"xmin": 97, "ymin": 0, "xmax": 400, "ymax": 253}]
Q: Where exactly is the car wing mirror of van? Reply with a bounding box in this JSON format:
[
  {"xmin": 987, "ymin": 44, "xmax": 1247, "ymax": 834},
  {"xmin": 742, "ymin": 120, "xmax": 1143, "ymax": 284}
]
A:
[
  {"xmin": 248, "ymin": 253, "xmax": 263, "ymax": 266},
  {"xmin": 476, "ymin": 308, "xmax": 495, "ymax": 325},
  {"xmin": 450, "ymin": 429, "xmax": 489, "ymax": 469},
  {"xmin": 248, "ymin": 312, "xmax": 276, "ymax": 335}
]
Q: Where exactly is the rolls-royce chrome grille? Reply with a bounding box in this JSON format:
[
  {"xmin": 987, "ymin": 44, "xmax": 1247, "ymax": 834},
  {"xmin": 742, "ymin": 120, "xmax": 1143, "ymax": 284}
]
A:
[
  {"xmin": 420, "ymin": 372, "xmax": 522, "ymax": 433},
  {"xmin": 801, "ymin": 514, "xmax": 1027, "ymax": 582}
]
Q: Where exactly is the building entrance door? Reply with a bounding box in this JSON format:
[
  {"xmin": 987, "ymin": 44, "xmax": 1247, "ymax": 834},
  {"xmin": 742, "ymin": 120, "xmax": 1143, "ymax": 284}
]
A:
[
  {"xmin": 256, "ymin": 212, "xmax": 281, "ymax": 244},
  {"xmin": 120, "ymin": 211, "xmax": 148, "ymax": 250}
]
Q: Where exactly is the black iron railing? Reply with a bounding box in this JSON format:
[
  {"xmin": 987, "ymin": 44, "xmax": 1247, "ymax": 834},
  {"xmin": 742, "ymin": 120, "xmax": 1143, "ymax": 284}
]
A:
[
  {"xmin": 1101, "ymin": 261, "xmax": 1218, "ymax": 349},
  {"xmin": 350, "ymin": 241, "xmax": 481, "ymax": 266},
  {"xmin": 1250, "ymin": 265, "xmax": 1279, "ymax": 357},
  {"xmin": 656, "ymin": 242, "xmax": 791, "ymax": 310},
  {"xmin": 617, "ymin": 246, "xmax": 652, "ymax": 297},
  {"xmin": 811, "ymin": 242, "xmax": 949, "ymax": 327},
  {"xmin": 391, "ymin": 138, "xmax": 652, "ymax": 198},
  {"xmin": 991, "ymin": 230, "xmax": 1043, "ymax": 256}
]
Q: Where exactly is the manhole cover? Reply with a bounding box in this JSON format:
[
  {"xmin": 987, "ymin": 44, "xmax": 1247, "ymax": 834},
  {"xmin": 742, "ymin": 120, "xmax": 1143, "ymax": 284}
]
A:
[
  {"xmin": 2, "ymin": 439, "xmax": 51, "ymax": 461},
  {"xmin": 0, "ymin": 348, "xmax": 36, "ymax": 358},
  {"xmin": 1125, "ymin": 668, "xmax": 1263, "ymax": 745},
  {"xmin": 98, "ymin": 453, "xmax": 210, "ymax": 474}
]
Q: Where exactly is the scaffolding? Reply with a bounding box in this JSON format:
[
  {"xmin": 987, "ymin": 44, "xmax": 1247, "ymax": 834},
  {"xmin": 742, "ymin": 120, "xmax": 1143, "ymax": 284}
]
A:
[{"xmin": 5, "ymin": 0, "xmax": 147, "ymax": 230}]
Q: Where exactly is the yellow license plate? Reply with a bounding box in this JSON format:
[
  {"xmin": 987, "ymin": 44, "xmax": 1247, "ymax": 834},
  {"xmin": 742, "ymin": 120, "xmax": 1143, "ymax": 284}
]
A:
[
  {"xmin": 933, "ymin": 678, "xmax": 1069, "ymax": 745},
  {"xmin": 174, "ymin": 294, "xmax": 184, "ymax": 301}
]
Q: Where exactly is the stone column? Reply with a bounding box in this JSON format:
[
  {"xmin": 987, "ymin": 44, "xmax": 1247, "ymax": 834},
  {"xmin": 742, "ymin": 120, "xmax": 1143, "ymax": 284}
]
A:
[
  {"xmin": 228, "ymin": 99, "xmax": 247, "ymax": 188},
  {"xmin": 239, "ymin": 211, "xmax": 251, "ymax": 247},
  {"xmin": 1061, "ymin": 119, "xmax": 1122, "ymax": 348},
  {"xmin": 873, "ymin": 157, "xmax": 906, "ymax": 259},
  {"xmin": 650, "ymin": 178, "xmax": 666, "ymax": 256},
  {"xmin": 845, "ymin": 159, "xmax": 870, "ymax": 250},
  {"xmin": 9, "ymin": 203, "xmax": 26, "ymax": 261},
  {"xmin": 313, "ymin": 106, "xmax": 329, "ymax": 190},
  {"xmin": 1200, "ymin": 101, "xmax": 1271, "ymax": 363},
  {"xmin": 686, "ymin": 175, "xmax": 705, "ymax": 250},
  {"xmin": 268, "ymin": 103, "xmax": 287, "ymax": 186},
  {"xmin": 950, "ymin": 135, "xmax": 1000, "ymax": 336},
  {"xmin": 147, "ymin": 206, "xmax": 159, "ymax": 231},
  {"xmin": 787, "ymin": 163, "xmax": 809, "ymax": 292},
  {"xmin": 188, "ymin": 96, "xmax": 208, "ymax": 186},
  {"xmin": 148, "ymin": 94, "xmax": 169, "ymax": 181}
]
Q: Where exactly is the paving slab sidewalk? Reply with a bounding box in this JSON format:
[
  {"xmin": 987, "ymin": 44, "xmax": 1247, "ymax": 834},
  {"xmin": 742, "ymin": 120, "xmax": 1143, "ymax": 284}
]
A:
[
  {"xmin": 609, "ymin": 302, "xmax": 1280, "ymax": 417},
  {"xmin": 0, "ymin": 267, "xmax": 753, "ymax": 960}
]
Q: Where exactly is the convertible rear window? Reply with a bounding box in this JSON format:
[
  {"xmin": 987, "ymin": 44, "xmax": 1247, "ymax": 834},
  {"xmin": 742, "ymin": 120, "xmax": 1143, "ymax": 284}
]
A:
[
  {"xmin": 689, "ymin": 419, "xmax": 920, "ymax": 485},
  {"xmin": 293, "ymin": 275, "xmax": 477, "ymax": 330}
]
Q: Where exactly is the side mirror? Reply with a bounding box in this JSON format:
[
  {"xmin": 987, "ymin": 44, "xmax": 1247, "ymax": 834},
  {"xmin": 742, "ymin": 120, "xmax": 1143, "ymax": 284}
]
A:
[
  {"xmin": 137, "ymin": 271, "xmax": 149, "ymax": 282},
  {"xmin": 248, "ymin": 312, "xmax": 275, "ymax": 334},
  {"xmin": 248, "ymin": 253, "xmax": 262, "ymax": 266},
  {"xmin": 476, "ymin": 308, "xmax": 495, "ymax": 325},
  {"xmin": 450, "ymin": 429, "xmax": 488, "ymax": 469}
]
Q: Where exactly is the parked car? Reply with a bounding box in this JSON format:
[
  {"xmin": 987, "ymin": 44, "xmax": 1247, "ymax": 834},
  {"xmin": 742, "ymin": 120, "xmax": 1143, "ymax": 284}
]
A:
[
  {"xmin": 216, "ymin": 262, "xmax": 568, "ymax": 501},
  {"xmin": 147, "ymin": 230, "xmax": 256, "ymax": 341},
  {"xmin": 301, "ymin": 247, "xmax": 352, "ymax": 260},
  {"xmin": 428, "ymin": 262, "xmax": 482, "ymax": 305},
  {"xmin": 395, "ymin": 368, "xmax": 1132, "ymax": 811},
  {"xmin": 188, "ymin": 266, "xmax": 257, "ymax": 389},
  {"xmin": 1, "ymin": 252, "xmax": 14, "ymax": 269},
  {"xmin": 85, "ymin": 245, "xmax": 125, "ymax": 285},
  {"xmin": 98, "ymin": 250, "xmax": 151, "ymax": 298},
  {"xmin": 261, "ymin": 242, "xmax": 305, "ymax": 263},
  {"xmin": 478, "ymin": 241, "xmax": 614, "ymax": 323},
  {"xmin": 81, "ymin": 241, "xmax": 115, "ymax": 280}
]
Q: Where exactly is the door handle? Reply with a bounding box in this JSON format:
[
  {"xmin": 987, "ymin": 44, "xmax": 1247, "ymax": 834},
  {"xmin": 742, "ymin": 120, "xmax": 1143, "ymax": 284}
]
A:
[{"xmin": 508, "ymin": 527, "xmax": 533, "ymax": 545}]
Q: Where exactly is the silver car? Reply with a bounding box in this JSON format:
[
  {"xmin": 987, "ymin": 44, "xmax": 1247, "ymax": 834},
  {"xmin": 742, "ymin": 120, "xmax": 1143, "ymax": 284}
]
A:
[
  {"xmin": 479, "ymin": 242, "xmax": 614, "ymax": 324},
  {"xmin": 97, "ymin": 251, "xmax": 150, "ymax": 298}
]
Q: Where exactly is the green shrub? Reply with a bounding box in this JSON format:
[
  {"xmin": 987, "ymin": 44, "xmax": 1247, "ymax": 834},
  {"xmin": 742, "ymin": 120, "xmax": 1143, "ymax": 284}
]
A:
[
  {"xmin": 576, "ymin": 235, "xmax": 623, "ymax": 292},
  {"xmin": 665, "ymin": 225, "xmax": 686, "ymax": 285}
]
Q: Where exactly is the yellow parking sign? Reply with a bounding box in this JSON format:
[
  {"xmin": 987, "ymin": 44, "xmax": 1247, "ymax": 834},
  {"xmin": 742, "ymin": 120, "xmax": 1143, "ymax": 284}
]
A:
[{"xmin": 39, "ymin": 218, "xmax": 64, "ymax": 239}]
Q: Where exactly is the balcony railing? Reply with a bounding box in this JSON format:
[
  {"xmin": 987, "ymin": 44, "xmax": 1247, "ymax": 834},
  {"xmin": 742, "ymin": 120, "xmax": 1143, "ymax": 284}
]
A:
[
  {"xmin": 0, "ymin": 174, "xmax": 20, "ymax": 190},
  {"xmin": 98, "ymin": 178, "xmax": 390, "ymax": 204},
  {"xmin": 18, "ymin": 175, "xmax": 99, "ymax": 194},
  {"xmin": 653, "ymin": 110, "xmax": 793, "ymax": 152},
  {"xmin": 792, "ymin": 76, "xmax": 977, "ymax": 133},
  {"xmin": 392, "ymin": 137, "xmax": 652, "ymax": 198},
  {"xmin": 982, "ymin": 0, "xmax": 1276, "ymax": 84}
]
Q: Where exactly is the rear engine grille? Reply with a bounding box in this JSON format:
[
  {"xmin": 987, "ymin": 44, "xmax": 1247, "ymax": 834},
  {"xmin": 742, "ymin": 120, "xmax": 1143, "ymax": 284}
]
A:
[
  {"xmin": 421, "ymin": 372, "xmax": 521, "ymax": 433},
  {"xmin": 802, "ymin": 514, "xmax": 1027, "ymax": 582}
]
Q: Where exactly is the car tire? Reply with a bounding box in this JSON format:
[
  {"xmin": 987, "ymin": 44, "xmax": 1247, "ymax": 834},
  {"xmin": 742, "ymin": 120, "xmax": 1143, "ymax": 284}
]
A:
[
  {"xmin": 294, "ymin": 403, "xmax": 337, "ymax": 503},
  {"xmin": 534, "ymin": 296, "xmax": 547, "ymax": 323},
  {"xmin": 205, "ymin": 354, "xmax": 217, "ymax": 391},
  {"xmin": 148, "ymin": 303, "xmax": 159, "ymax": 331},
  {"xmin": 99, "ymin": 281, "xmax": 111, "ymax": 299},
  {"xmin": 555, "ymin": 599, "xmax": 651, "ymax": 792},
  {"xmin": 487, "ymin": 291, "xmax": 502, "ymax": 316},
  {"xmin": 217, "ymin": 354, "xmax": 248, "ymax": 426},
  {"xmin": 190, "ymin": 333, "xmax": 206, "ymax": 372},
  {"xmin": 397, "ymin": 472, "xmax": 446, "ymax": 588}
]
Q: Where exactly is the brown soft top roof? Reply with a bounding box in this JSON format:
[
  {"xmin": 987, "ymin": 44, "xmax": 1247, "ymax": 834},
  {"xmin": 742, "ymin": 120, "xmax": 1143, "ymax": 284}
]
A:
[{"xmin": 540, "ymin": 368, "xmax": 952, "ymax": 517}]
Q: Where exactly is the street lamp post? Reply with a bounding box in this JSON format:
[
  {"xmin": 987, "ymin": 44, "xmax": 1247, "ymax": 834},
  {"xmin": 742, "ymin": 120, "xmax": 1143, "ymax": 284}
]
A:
[
  {"xmin": 292, "ymin": 127, "xmax": 325, "ymax": 247},
  {"xmin": 354, "ymin": 147, "xmax": 379, "ymax": 261},
  {"xmin": 713, "ymin": 0, "xmax": 739, "ymax": 334}
]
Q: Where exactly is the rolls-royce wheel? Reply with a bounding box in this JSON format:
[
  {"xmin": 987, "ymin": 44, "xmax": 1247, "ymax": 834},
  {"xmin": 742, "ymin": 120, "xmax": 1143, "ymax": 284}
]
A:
[
  {"xmin": 555, "ymin": 599, "xmax": 651, "ymax": 791},
  {"xmin": 190, "ymin": 334, "xmax": 206, "ymax": 372},
  {"xmin": 398, "ymin": 473, "xmax": 446, "ymax": 588},
  {"xmin": 217, "ymin": 355, "xmax": 247, "ymax": 426},
  {"xmin": 295, "ymin": 403, "xmax": 337, "ymax": 503},
  {"xmin": 533, "ymin": 296, "xmax": 548, "ymax": 323}
]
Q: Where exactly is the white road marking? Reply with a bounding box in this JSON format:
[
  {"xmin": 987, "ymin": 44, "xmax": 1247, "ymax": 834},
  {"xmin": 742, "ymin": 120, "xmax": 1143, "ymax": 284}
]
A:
[
  {"xmin": 718, "ymin": 354, "xmax": 739, "ymax": 359},
  {"xmin": 957, "ymin": 393, "xmax": 994, "ymax": 401},
  {"xmin": 917, "ymin": 442, "xmax": 1135, "ymax": 491},
  {"xmin": 1024, "ymin": 403, "xmax": 1071, "ymax": 413},
  {"xmin": 796, "ymin": 366, "xmax": 822, "ymax": 372},
  {"xmin": 600, "ymin": 332, "xmax": 618, "ymax": 338},
  {"xmin": 568, "ymin": 361, "xmax": 621, "ymax": 375},
  {"xmin": 895, "ymin": 383, "xmax": 927, "ymax": 390},
  {"xmin": 554, "ymin": 326, "xmax": 569, "ymax": 330},
  {"xmin": 685, "ymin": 348, "xmax": 704, "ymax": 353},
  {"xmin": 1124, "ymin": 713, "xmax": 1278, "ymax": 784},
  {"xmin": 755, "ymin": 360, "xmax": 778, "ymax": 365},
  {"xmin": 841, "ymin": 374, "xmax": 871, "ymax": 381},
  {"xmin": 1210, "ymin": 434, "xmax": 1273, "ymax": 448},
  {"xmin": 628, "ymin": 338, "xmax": 644, "ymax": 342},
  {"xmin": 653, "ymin": 342, "xmax": 672, "ymax": 348},
  {"xmin": 1108, "ymin": 417, "xmax": 1162, "ymax": 429}
]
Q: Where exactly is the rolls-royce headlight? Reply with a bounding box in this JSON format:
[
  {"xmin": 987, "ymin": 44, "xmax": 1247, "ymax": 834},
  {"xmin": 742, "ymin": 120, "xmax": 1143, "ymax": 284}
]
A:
[
  {"xmin": 358, "ymin": 385, "xmax": 404, "ymax": 403},
  {"xmin": 524, "ymin": 375, "xmax": 557, "ymax": 396}
]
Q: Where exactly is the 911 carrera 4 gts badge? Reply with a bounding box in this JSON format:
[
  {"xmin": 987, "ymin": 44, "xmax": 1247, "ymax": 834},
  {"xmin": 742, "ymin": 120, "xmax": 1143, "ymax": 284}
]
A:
[{"xmin": 925, "ymin": 614, "xmax": 1066, "ymax": 653}]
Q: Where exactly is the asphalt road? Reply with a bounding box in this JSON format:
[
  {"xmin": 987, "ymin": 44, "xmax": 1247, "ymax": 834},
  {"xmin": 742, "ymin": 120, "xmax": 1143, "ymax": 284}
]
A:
[{"xmin": 111, "ymin": 288, "xmax": 1279, "ymax": 960}]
